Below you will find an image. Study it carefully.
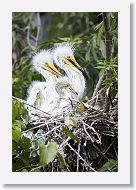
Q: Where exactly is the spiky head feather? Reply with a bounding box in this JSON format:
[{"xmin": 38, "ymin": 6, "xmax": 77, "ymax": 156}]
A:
[
  {"xmin": 32, "ymin": 49, "xmax": 53, "ymax": 74},
  {"xmin": 53, "ymin": 43, "xmax": 75, "ymax": 68}
]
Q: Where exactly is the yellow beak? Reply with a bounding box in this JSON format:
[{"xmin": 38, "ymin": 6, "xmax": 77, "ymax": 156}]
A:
[
  {"xmin": 42, "ymin": 63, "xmax": 62, "ymax": 77},
  {"xmin": 64, "ymin": 56, "xmax": 82, "ymax": 71}
]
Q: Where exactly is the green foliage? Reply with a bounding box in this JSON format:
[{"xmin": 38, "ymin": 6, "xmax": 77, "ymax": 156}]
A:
[
  {"xmin": 12, "ymin": 122, "xmax": 22, "ymax": 143},
  {"xmin": 98, "ymin": 159, "xmax": 118, "ymax": 172},
  {"xmin": 57, "ymin": 152, "xmax": 70, "ymax": 171},
  {"xmin": 12, "ymin": 99, "xmax": 28, "ymax": 121},
  {"xmin": 63, "ymin": 127, "xmax": 79, "ymax": 143},
  {"xmin": 39, "ymin": 141, "xmax": 58, "ymax": 169},
  {"xmin": 76, "ymin": 102, "xmax": 85, "ymax": 113},
  {"xmin": 96, "ymin": 58, "xmax": 118, "ymax": 97},
  {"xmin": 12, "ymin": 98, "xmax": 32, "ymax": 171}
]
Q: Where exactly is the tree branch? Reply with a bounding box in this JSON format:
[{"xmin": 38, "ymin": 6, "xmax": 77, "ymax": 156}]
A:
[
  {"xmin": 102, "ymin": 13, "xmax": 112, "ymax": 112},
  {"xmin": 92, "ymin": 13, "xmax": 111, "ymax": 112},
  {"xmin": 35, "ymin": 12, "xmax": 41, "ymax": 47},
  {"xmin": 102, "ymin": 13, "xmax": 111, "ymax": 61}
]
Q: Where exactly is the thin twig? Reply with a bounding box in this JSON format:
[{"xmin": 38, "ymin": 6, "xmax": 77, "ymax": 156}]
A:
[
  {"xmin": 67, "ymin": 143, "xmax": 96, "ymax": 172},
  {"xmin": 92, "ymin": 75, "xmax": 105, "ymax": 99},
  {"xmin": 102, "ymin": 13, "xmax": 111, "ymax": 61},
  {"xmin": 82, "ymin": 121, "xmax": 94, "ymax": 143},
  {"xmin": 41, "ymin": 125, "xmax": 62, "ymax": 138},
  {"xmin": 13, "ymin": 25, "xmax": 36, "ymax": 42},
  {"xmin": 27, "ymin": 13, "xmax": 35, "ymax": 50},
  {"xmin": 12, "ymin": 96, "xmax": 51, "ymax": 116},
  {"xmin": 23, "ymin": 123, "xmax": 46, "ymax": 133},
  {"xmin": 76, "ymin": 142, "xmax": 81, "ymax": 172},
  {"xmin": 35, "ymin": 12, "xmax": 41, "ymax": 47},
  {"xmin": 102, "ymin": 12, "xmax": 112, "ymax": 112}
]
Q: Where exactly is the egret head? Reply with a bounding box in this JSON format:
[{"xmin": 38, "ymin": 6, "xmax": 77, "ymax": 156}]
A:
[
  {"xmin": 32, "ymin": 50, "xmax": 62, "ymax": 78},
  {"xmin": 53, "ymin": 43, "xmax": 82, "ymax": 72}
]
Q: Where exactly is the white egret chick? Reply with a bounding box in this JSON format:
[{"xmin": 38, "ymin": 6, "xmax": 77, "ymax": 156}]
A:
[
  {"xmin": 55, "ymin": 76, "xmax": 78, "ymax": 114},
  {"xmin": 53, "ymin": 43, "xmax": 86, "ymax": 100},
  {"xmin": 26, "ymin": 50, "xmax": 62, "ymax": 118},
  {"xmin": 32, "ymin": 49, "xmax": 62, "ymax": 84}
]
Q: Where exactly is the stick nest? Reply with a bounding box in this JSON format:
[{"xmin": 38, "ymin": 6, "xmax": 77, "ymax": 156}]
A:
[{"xmin": 24, "ymin": 99, "xmax": 118, "ymax": 172}]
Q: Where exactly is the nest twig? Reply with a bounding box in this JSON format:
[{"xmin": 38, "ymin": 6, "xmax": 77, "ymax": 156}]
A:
[
  {"xmin": 13, "ymin": 94, "xmax": 118, "ymax": 172},
  {"xmin": 20, "ymin": 96, "xmax": 118, "ymax": 172}
]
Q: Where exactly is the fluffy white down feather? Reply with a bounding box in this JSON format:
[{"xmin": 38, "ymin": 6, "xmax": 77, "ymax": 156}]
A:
[{"xmin": 53, "ymin": 43, "xmax": 86, "ymax": 100}]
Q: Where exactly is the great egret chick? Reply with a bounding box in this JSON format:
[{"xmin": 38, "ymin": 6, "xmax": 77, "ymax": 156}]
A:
[
  {"xmin": 55, "ymin": 77, "xmax": 78, "ymax": 114},
  {"xmin": 26, "ymin": 50, "xmax": 62, "ymax": 118},
  {"xmin": 32, "ymin": 50, "xmax": 62, "ymax": 82},
  {"xmin": 53, "ymin": 43, "xmax": 86, "ymax": 100}
]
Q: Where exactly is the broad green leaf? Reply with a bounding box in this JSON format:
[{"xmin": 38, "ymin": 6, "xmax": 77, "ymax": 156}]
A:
[
  {"xmin": 39, "ymin": 141, "xmax": 58, "ymax": 169},
  {"xmin": 12, "ymin": 123, "xmax": 21, "ymax": 143},
  {"xmin": 18, "ymin": 136, "xmax": 31, "ymax": 150},
  {"xmin": 12, "ymin": 99, "xmax": 20, "ymax": 121},
  {"xmin": 98, "ymin": 159, "xmax": 118, "ymax": 172},
  {"xmin": 14, "ymin": 120, "xmax": 26, "ymax": 130},
  {"xmin": 12, "ymin": 98, "xmax": 29, "ymax": 123},
  {"xmin": 63, "ymin": 127, "xmax": 79, "ymax": 143}
]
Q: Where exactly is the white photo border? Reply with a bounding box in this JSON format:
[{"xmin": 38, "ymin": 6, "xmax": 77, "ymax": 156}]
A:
[{"xmin": 0, "ymin": 0, "xmax": 130, "ymax": 184}]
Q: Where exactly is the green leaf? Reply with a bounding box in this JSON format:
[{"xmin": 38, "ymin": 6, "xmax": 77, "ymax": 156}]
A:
[
  {"xmin": 57, "ymin": 152, "xmax": 70, "ymax": 171},
  {"xmin": 39, "ymin": 141, "xmax": 58, "ymax": 169},
  {"xmin": 12, "ymin": 141, "xmax": 18, "ymax": 155},
  {"xmin": 63, "ymin": 127, "xmax": 79, "ymax": 143},
  {"xmin": 21, "ymin": 150, "xmax": 31, "ymax": 167},
  {"xmin": 12, "ymin": 98, "xmax": 29, "ymax": 123},
  {"xmin": 99, "ymin": 69, "xmax": 105, "ymax": 77},
  {"xmin": 18, "ymin": 136, "xmax": 31, "ymax": 150},
  {"xmin": 12, "ymin": 99, "xmax": 20, "ymax": 121},
  {"xmin": 85, "ymin": 49, "xmax": 91, "ymax": 62},
  {"xmin": 12, "ymin": 123, "xmax": 22, "ymax": 143},
  {"xmin": 22, "ymin": 169, "xmax": 28, "ymax": 172},
  {"xmin": 76, "ymin": 103, "xmax": 85, "ymax": 113},
  {"xmin": 12, "ymin": 120, "xmax": 26, "ymax": 143},
  {"xmin": 98, "ymin": 159, "xmax": 118, "ymax": 172},
  {"xmin": 12, "ymin": 158, "xmax": 24, "ymax": 172},
  {"xmin": 94, "ymin": 21, "xmax": 103, "ymax": 31}
]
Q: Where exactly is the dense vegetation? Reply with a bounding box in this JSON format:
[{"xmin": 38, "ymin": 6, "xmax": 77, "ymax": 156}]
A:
[{"xmin": 12, "ymin": 12, "xmax": 118, "ymax": 172}]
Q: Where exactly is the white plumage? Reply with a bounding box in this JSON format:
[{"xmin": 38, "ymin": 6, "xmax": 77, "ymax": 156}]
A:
[
  {"xmin": 26, "ymin": 44, "xmax": 86, "ymax": 119},
  {"xmin": 26, "ymin": 50, "xmax": 62, "ymax": 118},
  {"xmin": 55, "ymin": 76, "xmax": 78, "ymax": 114},
  {"xmin": 53, "ymin": 43, "xmax": 86, "ymax": 100},
  {"xmin": 26, "ymin": 81, "xmax": 46, "ymax": 118}
]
